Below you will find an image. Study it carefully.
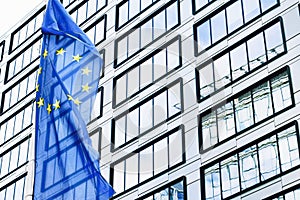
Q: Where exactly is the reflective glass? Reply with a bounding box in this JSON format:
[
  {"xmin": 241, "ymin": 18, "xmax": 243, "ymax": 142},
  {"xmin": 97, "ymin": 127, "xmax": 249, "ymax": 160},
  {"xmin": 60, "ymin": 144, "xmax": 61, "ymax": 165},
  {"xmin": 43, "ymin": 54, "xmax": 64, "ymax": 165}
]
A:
[
  {"xmin": 153, "ymin": 11, "xmax": 166, "ymax": 39},
  {"xmin": 213, "ymin": 53, "xmax": 231, "ymax": 90},
  {"xmin": 204, "ymin": 164, "xmax": 221, "ymax": 200},
  {"xmin": 119, "ymin": 3, "xmax": 129, "ymax": 27},
  {"xmin": 139, "ymin": 146, "xmax": 153, "ymax": 182},
  {"xmin": 168, "ymin": 83, "xmax": 181, "ymax": 117},
  {"xmin": 195, "ymin": 0, "xmax": 208, "ymax": 11},
  {"xmin": 278, "ymin": 126, "xmax": 300, "ymax": 171},
  {"xmin": 230, "ymin": 43, "xmax": 249, "ymax": 80},
  {"xmin": 210, "ymin": 10, "xmax": 227, "ymax": 43},
  {"xmin": 169, "ymin": 130, "xmax": 183, "ymax": 166},
  {"xmin": 239, "ymin": 145, "xmax": 259, "ymax": 189},
  {"xmin": 217, "ymin": 102, "xmax": 235, "ymax": 142},
  {"xmin": 252, "ymin": 81, "xmax": 273, "ymax": 122},
  {"xmin": 226, "ymin": 1, "xmax": 243, "ymax": 33},
  {"xmin": 234, "ymin": 92, "xmax": 254, "ymax": 132},
  {"xmin": 265, "ymin": 23, "xmax": 284, "ymax": 60},
  {"xmin": 261, "ymin": 0, "xmax": 278, "ymax": 12},
  {"xmin": 113, "ymin": 161, "xmax": 125, "ymax": 193},
  {"xmin": 242, "ymin": 0, "xmax": 260, "ymax": 22},
  {"xmin": 129, "ymin": 0, "xmax": 140, "ymax": 19},
  {"xmin": 199, "ymin": 63, "xmax": 214, "ymax": 99},
  {"xmin": 125, "ymin": 154, "xmax": 138, "ymax": 190},
  {"xmin": 153, "ymin": 91, "xmax": 167, "ymax": 126},
  {"xmin": 258, "ymin": 135, "xmax": 280, "ymax": 181},
  {"xmin": 167, "ymin": 3, "xmax": 178, "ymax": 30},
  {"xmin": 197, "ymin": 21, "xmax": 211, "ymax": 51},
  {"xmin": 221, "ymin": 155, "xmax": 240, "ymax": 198},
  {"xmin": 202, "ymin": 111, "xmax": 217, "ymax": 149},
  {"xmin": 247, "ymin": 33, "xmax": 267, "ymax": 70},
  {"xmin": 154, "ymin": 138, "xmax": 168, "ymax": 175},
  {"xmin": 271, "ymin": 71, "xmax": 292, "ymax": 113}
]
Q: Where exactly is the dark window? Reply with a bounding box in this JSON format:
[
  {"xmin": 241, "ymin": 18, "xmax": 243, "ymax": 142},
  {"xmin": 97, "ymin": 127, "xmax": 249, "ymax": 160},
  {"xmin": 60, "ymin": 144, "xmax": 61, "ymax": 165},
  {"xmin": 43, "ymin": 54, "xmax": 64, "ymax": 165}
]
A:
[
  {"xmin": 116, "ymin": 0, "xmax": 158, "ymax": 30},
  {"xmin": 201, "ymin": 122, "xmax": 300, "ymax": 200},
  {"xmin": 114, "ymin": 0, "xmax": 180, "ymax": 68},
  {"xmin": 0, "ymin": 136, "xmax": 31, "ymax": 179},
  {"xmin": 110, "ymin": 126, "xmax": 185, "ymax": 199},
  {"xmin": 113, "ymin": 36, "xmax": 182, "ymax": 108},
  {"xmin": 199, "ymin": 66, "xmax": 294, "ymax": 151},
  {"xmin": 136, "ymin": 177, "xmax": 186, "ymax": 200},
  {"xmin": 111, "ymin": 78, "xmax": 183, "ymax": 151},
  {"xmin": 0, "ymin": 102, "xmax": 34, "ymax": 145},
  {"xmin": 195, "ymin": 18, "xmax": 286, "ymax": 102},
  {"xmin": 0, "ymin": 174, "xmax": 27, "ymax": 199},
  {"xmin": 193, "ymin": 0, "xmax": 280, "ymax": 55},
  {"xmin": 1, "ymin": 67, "xmax": 38, "ymax": 114}
]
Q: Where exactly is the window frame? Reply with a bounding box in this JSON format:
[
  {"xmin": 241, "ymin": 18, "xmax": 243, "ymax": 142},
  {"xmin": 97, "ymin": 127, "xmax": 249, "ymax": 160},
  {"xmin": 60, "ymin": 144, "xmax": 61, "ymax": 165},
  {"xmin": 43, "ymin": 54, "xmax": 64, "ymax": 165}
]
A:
[
  {"xmin": 0, "ymin": 173, "xmax": 27, "ymax": 199},
  {"xmin": 111, "ymin": 78, "xmax": 184, "ymax": 152},
  {"xmin": 200, "ymin": 121, "xmax": 300, "ymax": 200},
  {"xmin": 83, "ymin": 15, "xmax": 107, "ymax": 47},
  {"xmin": 191, "ymin": 0, "xmax": 217, "ymax": 15},
  {"xmin": 195, "ymin": 17, "xmax": 287, "ymax": 103},
  {"xmin": 198, "ymin": 66, "xmax": 295, "ymax": 153},
  {"xmin": 193, "ymin": 0, "xmax": 280, "ymax": 56},
  {"xmin": 112, "ymin": 35, "xmax": 182, "ymax": 108},
  {"xmin": 114, "ymin": 0, "xmax": 181, "ymax": 68},
  {"xmin": 109, "ymin": 125, "xmax": 186, "ymax": 199},
  {"xmin": 0, "ymin": 40, "xmax": 5, "ymax": 62},
  {"xmin": 263, "ymin": 182, "xmax": 300, "ymax": 199}
]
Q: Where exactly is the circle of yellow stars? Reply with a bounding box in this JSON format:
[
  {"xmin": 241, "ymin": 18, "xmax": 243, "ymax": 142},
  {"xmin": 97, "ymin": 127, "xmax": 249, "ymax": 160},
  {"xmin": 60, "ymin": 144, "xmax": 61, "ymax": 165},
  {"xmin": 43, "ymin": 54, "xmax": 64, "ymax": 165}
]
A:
[{"xmin": 36, "ymin": 48, "xmax": 93, "ymax": 115}]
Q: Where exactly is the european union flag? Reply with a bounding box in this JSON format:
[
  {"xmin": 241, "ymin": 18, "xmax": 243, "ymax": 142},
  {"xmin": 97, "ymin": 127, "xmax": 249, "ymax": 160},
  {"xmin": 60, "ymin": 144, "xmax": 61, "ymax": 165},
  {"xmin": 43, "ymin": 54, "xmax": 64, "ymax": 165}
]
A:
[{"xmin": 34, "ymin": 0, "xmax": 114, "ymax": 199}]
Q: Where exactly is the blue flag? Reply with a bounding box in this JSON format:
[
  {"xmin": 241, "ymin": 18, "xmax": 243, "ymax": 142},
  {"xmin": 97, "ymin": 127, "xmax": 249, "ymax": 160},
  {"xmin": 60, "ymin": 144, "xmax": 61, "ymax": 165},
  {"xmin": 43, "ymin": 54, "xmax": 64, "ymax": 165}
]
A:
[{"xmin": 34, "ymin": 0, "xmax": 114, "ymax": 199}]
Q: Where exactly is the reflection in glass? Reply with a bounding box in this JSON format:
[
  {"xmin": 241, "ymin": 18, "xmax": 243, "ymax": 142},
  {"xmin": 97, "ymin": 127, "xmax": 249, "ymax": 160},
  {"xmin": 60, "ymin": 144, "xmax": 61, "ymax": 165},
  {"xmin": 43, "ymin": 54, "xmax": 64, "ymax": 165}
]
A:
[
  {"xmin": 239, "ymin": 145, "xmax": 259, "ymax": 189},
  {"xmin": 199, "ymin": 63, "xmax": 214, "ymax": 99},
  {"xmin": 154, "ymin": 188, "xmax": 169, "ymax": 200},
  {"xmin": 202, "ymin": 111, "xmax": 217, "ymax": 149},
  {"xmin": 226, "ymin": 0, "xmax": 243, "ymax": 33},
  {"xmin": 278, "ymin": 126, "xmax": 300, "ymax": 171},
  {"xmin": 261, "ymin": 0, "xmax": 278, "ymax": 12},
  {"xmin": 197, "ymin": 21, "xmax": 211, "ymax": 50},
  {"xmin": 214, "ymin": 53, "xmax": 231, "ymax": 90},
  {"xmin": 170, "ymin": 181, "xmax": 184, "ymax": 200},
  {"xmin": 271, "ymin": 71, "xmax": 292, "ymax": 113},
  {"xmin": 247, "ymin": 33, "xmax": 267, "ymax": 70},
  {"xmin": 252, "ymin": 81, "xmax": 273, "ymax": 122},
  {"xmin": 242, "ymin": 0, "xmax": 260, "ymax": 22},
  {"xmin": 258, "ymin": 135, "xmax": 280, "ymax": 181},
  {"xmin": 205, "ymin": 164, "xmax": 221, "ymax": 200},
  {"xmin": 217, "ymin": 102, "xmax": 235, "ymax": 142},
  {"xmin": 221, "ymin": 155, "xmax": 240, "ymax": 198},
  {"xmin": 230, "ymin": 43, "xmax": 249, "ymax": 80},
  {"xmin": 265, "ymin": 22, "xmax": 284, "ymax": 60},
  {"xmin": 211, "ymin": 10, "xmax": 227, "ymax": 43},
  {"xmin": 234, "ymin": 92, "xmax": 254, "ymax": 132}
]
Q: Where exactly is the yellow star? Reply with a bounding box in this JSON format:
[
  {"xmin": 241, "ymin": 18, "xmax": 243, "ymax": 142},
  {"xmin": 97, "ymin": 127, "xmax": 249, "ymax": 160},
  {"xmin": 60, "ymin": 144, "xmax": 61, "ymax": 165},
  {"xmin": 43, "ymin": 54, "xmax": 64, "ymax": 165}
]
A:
[
  {"xmin": 74, "ymin": 98, "xmax": 82, "ymax": 105},
  {"xmin": 38, "ymin": 67, "xmax": 42, "ymax": 75},
  {"xmin": 47, "ymin": 104, "xmax": 52, "ymax": 114},
  {"xmin": 53, "ymin": 100, "xmax": 60, "ymax": 110},
  {"xmin": 56, "ymin": 48, "xmax": 66, "ymax": 55},
  {"xmin": 36, "ymin": 84, "xmax": 39, "ymax": 92},
  {"xmin": 73, "ymin": 54, "xmax": 82, "ymax": 62},
  {"xmin": 81, "ymin": 67, "xmax": 91, "ymax": 75},
  {"xmin": 67, "ymin": 94, "xmax": 73, "ymax": 101},
  {"xmin": 37, "ymin": 97, "xmax": 44, "ymax": 108},
  {"xmin": 82, "ymin": 83, "xmax": 92, "ymax": 92},
  {"xmin": 43, "ymin": 49, "xmax": 48, "ymax": 58}
]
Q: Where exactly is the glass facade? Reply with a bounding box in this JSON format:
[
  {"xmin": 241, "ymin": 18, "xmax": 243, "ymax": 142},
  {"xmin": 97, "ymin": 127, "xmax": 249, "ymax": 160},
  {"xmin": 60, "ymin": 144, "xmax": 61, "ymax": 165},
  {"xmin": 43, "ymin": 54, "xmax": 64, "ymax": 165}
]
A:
[{"xmin": 0, "ymin": 0, "xmax": 299, "ymax": 199}]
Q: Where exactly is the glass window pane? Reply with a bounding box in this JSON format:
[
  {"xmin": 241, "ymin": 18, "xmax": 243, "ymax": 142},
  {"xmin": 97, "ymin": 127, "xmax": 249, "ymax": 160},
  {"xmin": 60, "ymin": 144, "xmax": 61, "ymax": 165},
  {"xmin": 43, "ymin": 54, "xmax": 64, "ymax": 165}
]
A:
[
  {"xmin": 271, "ymin": 71, "xmax": 292, "ymax": 113},
  {"xmin": 126, "ymin": 109, "xmax": 139, "ymax": 141},
  {"xmin": 14, "ymin": 177, "xmax": 25, "ymax": 200},
  {"xmin": 141, "ymin": 21, "xmax": 153, "ymax": 47},
  {"xmin": 166, "ymin": 3, "xmax": 178, "ymax": 30},
  {"xmin": 129, "ymin": 0, "xmax": 140, "ymax": 19},
  {"xmin": 169, "ymin": 130, "xmax": 183, "ymax": 166},
  {"xmin": 204, "ymin": 164, "xmax": 221, "ymax": 200},
  {"xmin": 153, "ymin": 91, "xmax": 167, "ymax": 126},
  {"xmin": 261, "ymin": 0, "xmax": 278, "ymax": 13},
  {"xmin": 247, "ymin": 33, "xmax": 267, "ymax": 70},
  {"xmin": 128, "ymin": 28, "xmax": 140, "ymax": 57},
  {"xmin": 117, "ymin": 37, "xmax": 128, "ymax": 65},
  {"xmin": 221, "ymin": 155, "xmax": 240, "ymax": 198},
  {"xmin": 252, "ymin": 81, "xmax": 273, "ymax": 122},
  {"xmin": 139, "ymin": 146, "xmax": 153, "ymax": 182},
  {"xmin": 198, "ymin": 63, "xmax": 214, "ymax": 99},
  {"xmin": 234, "ymin": 92, "xmax": 254, "ymax": 132},
  {"xmin": 170, "ymin": 180, "xmax": 184, "ymax": 200},
  {"xmin": 239, "ymin": 145, "xmax": 259, "ymax": 189},
  {"xmin": 242, "ymin": 0, "xmax": 261, "ymax": 23},
  {"xmin": 141, "ymin": 0, "xmax": 152, "ymax": 10},
  {"xmin": 125, "ymin": 154, "xmax": 138, "ymax": 190},
  {"xmin": 258, "ymin": 135, "xmax": 280, "ymax": 181},
  {"xmin": 167, "ymin": 41, "xmax": 180, "ymax": 71},
  {"xmin": 195, "ymin": 0, "xmax": 208, "ymax": 11},
  {"xmin": 115, "ymin": 75, "xmax": 127, "ymax": 105},
  {"xmin": 5, "ymin": 183, "xmax": 15, "ymax": 200},
  {"xmin": 265, "ymin": 23, "xmax": 284, "ymax": 60},
  {"xmin": 154, "ymin": 138, "xmax": 168, "ymax": 175},
  {"xmin": 140, "ymin": 58, "xmax": 153, "ymax": 87},
  {"xmin": 127, "ymin": 67, "xmax": 140, "ymax": 97},
  {"xmin": 226, "ymin": 1, "xmax": 243, "ymax": 33},
  {"xmin": 154, "ymin": 188, "xmax": 169, "ymax": 200},
  {"xmin": 210, "ymin": 10, "xmax": 227, "ymax": 43},
  {"xmin": 153, "ymin": 11, "xmax": 166, "ymax": 39},
  {"xmin": 153, "ymin": 50, "xmax": 167, "ymax": 80},
  {"xmin": 140, "ymin": 100, "xmax": 153, "ymax": 133},
  {"xmin": 217, "ymin": 102, "xmax": 235, "ymax": 142},
  {"xmin": 278, "ymin": 126, "xmax": 300, "ymax": 171},
  {"xmin": 114, "ymin": 161, "xmax": 125, "ymax": 193},
  {"xmin": 213, "ymin": 53, "xmax": 231, "ymax": 90},
  {"xmin": 168, "ymin": 83, "xmax": 181, "ymax": 117},
  {"xmin": 114, "ymin": 116, "xmax": 126, "ymax": 148},
  {"xmin": 201, "ymin": 111, "xmax": 217, "ymax": 150},
  {"xmin": 230, "ymin": 43, "xmax": 249, "ymax": 80},
  {"xmin": 197, "ymin": 21, "xmax": 211, "ymax": 51}
]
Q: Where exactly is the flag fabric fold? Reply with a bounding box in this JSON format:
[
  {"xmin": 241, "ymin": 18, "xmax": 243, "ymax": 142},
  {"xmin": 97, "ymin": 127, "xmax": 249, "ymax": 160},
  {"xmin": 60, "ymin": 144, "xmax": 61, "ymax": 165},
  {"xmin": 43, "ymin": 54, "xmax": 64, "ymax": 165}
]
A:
[{"xmin": 34, "ymin": 0, "xmax": 114, "ymax": 199}]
